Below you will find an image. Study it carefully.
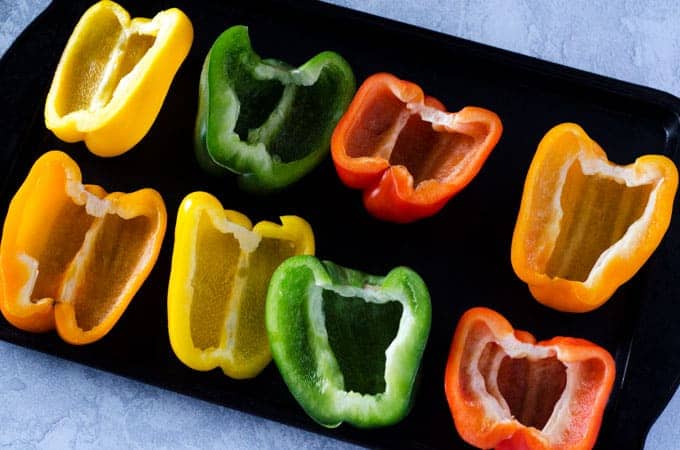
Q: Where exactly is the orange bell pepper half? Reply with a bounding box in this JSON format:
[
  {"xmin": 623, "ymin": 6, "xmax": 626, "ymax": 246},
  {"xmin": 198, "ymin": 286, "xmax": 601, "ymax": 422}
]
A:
[
  {"xmin": 445, "ymin": 307, "xmax": 615, "ymax": 450},
  {"xmin": 0, "ymin": 151, "xmax": 166, "ymax": 344},
  {"xmin": 512, "ymin": 123, "xmax": 678, "ymax": 312},
  {"xmin": 331, "ymin": 73, "xmax": 502, "ymax": 223}
]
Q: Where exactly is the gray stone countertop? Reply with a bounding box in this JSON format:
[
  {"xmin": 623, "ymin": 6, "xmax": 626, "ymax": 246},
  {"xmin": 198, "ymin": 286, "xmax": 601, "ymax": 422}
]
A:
[{"xmin": 1, "ymin": 0, "xmax": 679, "ymax": 448}]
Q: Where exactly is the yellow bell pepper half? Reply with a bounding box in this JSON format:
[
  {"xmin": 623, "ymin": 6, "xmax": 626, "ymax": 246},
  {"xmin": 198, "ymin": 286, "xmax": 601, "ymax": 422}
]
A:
[
  {"xmin": 0, "ymin": 151, "xmax": 167, "ymax": 344},
  {"xmin": 167, "ymin": 192, "xmax": 315, "ymax": 379},
  {"xmin": 44, "ymin": 1, "xmax": 193, "ymax": 157}
]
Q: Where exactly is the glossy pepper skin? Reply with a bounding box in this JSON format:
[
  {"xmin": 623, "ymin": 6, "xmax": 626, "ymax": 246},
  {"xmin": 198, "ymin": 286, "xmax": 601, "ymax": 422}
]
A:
[
  {"xmin": 195, "ymin": 25, "xmax": 355, "ymax": 192},
  {"xmin": 266, "ymin": 256, "xmax": 431, "ymax": 428},
  {"xmin": 331, "ymin": 73, "xmax": 502, "ymax": 223},
  {"xmin": 167, "ymin": 192, "xmax": 314, "ymax": 379},
  {"xmin": 0, "ymin": 151, "xmax": 167, "ymax": 344},
  {"xmin": 44, "ymin": 1, "xmax": 193, "ymax": 157},
  {"xmin": 445, "ymin": 307, "xmax": 615, "ymax": 450},
  {"xmin": 511, "ymin": 123, "xmax": 678, "ymax": 313}
]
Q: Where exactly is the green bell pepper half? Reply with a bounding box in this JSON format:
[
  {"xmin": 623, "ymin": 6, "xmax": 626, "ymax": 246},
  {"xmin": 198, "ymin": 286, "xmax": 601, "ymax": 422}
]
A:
[
  {"xmin": 195, "ymin": 25, "xmax": 356, "ymax": 192},
  {"xmin": 265, "ymin": 256, "xmax": 432, "ymax": 428}
]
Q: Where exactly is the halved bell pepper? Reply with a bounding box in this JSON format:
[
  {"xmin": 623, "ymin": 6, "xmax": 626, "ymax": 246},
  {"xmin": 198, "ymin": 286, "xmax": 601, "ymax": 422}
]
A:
[
  {"xmin": 167, "ymin": 192, "xmax": 314, "ymax": 379},
  {"xmin": 511, "ymin": 123, "xmax": 678, "ymax": 312},
  {"xmin": 266, "ymin": 256, "xmax": 431, "ymax": 428},
  {"xmin": 0, "ymin": 151, "xmax": 167, "ymax": 344},
  {"xmin": 445, "ymin": 307, "xmax": 615, "ymax": 450},
  {"xmin": 195, "ymin": 25, "xmax": 356, "ymax": 192},
  {"xmin": 331, "ymin": 73, "xmax": 502, "ymax": 223},
  {"xmin": 44, "ymin": 0, "xmax": 193, "ymax": 157}
]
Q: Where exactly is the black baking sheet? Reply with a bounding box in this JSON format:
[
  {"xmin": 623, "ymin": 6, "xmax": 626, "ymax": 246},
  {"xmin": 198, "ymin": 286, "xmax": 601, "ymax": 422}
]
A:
[{"xmin": 0, "ymin": 1, "xmax": 679, "ymax": 449}]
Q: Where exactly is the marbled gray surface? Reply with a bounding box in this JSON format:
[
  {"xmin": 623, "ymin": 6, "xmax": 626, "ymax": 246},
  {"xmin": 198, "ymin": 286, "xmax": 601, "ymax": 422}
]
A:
[{"xmin": 1, "ymin": 0, "xmax": 679, "ymax": 448}]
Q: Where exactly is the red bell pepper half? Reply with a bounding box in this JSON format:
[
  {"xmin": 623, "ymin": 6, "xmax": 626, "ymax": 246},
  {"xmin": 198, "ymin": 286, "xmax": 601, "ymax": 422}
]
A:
[
  {"xmin": 331, "ymin": 73, "xmax": 502, "ymax": 223},
  {"xmin": 445, "ymin": 307, "xmax": 615, "ymax": 450}
]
